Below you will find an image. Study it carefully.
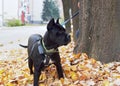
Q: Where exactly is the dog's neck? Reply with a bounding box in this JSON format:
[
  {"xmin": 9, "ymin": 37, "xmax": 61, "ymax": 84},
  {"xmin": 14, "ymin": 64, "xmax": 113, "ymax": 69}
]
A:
[{"xmin": 43, "ymin": 31, "xmax": 58, "ymax": 50}]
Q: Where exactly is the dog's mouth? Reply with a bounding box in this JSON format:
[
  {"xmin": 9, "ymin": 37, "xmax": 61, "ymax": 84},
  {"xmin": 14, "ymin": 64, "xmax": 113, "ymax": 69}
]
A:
[
  {"xmin": 64, "ymin": 34, "xmax": 71, "ymax": 45},
  {"xmin": 64, "ymin": 40, "xmax": 71, "ymax": 45}
]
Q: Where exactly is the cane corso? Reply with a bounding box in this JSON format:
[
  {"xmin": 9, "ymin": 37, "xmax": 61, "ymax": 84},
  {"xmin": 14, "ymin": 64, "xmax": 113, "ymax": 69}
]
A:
[{"xmin": 19, "ymin": 18, "xmax": 71, "ymax": 86}]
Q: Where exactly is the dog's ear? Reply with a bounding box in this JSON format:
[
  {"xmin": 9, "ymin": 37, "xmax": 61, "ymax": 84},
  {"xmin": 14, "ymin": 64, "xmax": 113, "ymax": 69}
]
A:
[
  {"xmin": 47, "ymin": 18, "xmax": 55, "ymax": 31},
  {"xmin": 56, "ymin": 18, "xmax": 59, "ymax": 24}
]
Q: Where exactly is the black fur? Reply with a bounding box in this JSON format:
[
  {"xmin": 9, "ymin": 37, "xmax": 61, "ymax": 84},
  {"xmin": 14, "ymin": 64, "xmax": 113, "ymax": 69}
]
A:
[{"xmin": 20, "ymin": 18, "xmax": 71, "ymax": 86}]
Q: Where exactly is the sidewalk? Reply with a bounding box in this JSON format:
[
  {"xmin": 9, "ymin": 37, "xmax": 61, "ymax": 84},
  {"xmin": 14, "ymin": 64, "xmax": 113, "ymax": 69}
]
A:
[{"xmin": 0, "ymin": 26, "xmax": 47, "ymax": 51}]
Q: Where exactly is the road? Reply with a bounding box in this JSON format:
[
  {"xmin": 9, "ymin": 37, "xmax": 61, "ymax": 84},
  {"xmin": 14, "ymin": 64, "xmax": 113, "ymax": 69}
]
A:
[{"xmin": 0, "ymin": 26, "xmax": 47, "ymax": 51}]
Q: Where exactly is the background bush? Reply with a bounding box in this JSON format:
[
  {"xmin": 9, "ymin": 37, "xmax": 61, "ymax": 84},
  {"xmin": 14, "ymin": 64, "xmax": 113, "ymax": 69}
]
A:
[{"xmin": 7, "ymin": 19, "xmax": 23, "ymax": 27}]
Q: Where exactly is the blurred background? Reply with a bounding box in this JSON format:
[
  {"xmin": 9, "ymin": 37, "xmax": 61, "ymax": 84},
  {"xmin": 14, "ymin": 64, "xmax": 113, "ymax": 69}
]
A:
[
  {"xmin": 0, "ymin": 0, "xmax": 65, "ymax": 52},
  {"xmin": 0, "ymin": 0, "xmax": 63, "ymax": 26}
]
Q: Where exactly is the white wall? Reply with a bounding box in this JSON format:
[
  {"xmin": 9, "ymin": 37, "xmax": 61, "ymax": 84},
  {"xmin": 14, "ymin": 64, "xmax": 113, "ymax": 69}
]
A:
[
  {"xmin": 0, "ymin": 0, "xmax": 3, "ymax": 26},
  {"xmin": 4, "ymin": 0, "xmax": 18, "ymax": 19},
  {"xmin": 0, "ymin": 0, "xmax": 2, "ymax": 15},
  {"xmin": 30, "ymin": 0, "xmax": 44, "ymax": 22}
]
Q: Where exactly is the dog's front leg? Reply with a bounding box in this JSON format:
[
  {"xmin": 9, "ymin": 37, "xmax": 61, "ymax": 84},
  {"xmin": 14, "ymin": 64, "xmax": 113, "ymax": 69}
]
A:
[
  {"xmin": 52, "ymin": 53, "xmax": 64, "ymax": 79},
  {"xmin": 55, "ymin": 62, "xmax": 64, "ymax": 79}
]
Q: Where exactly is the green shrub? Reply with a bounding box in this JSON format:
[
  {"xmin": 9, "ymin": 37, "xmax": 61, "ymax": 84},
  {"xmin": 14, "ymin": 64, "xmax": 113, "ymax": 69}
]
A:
[{"xmin": 7, "ymin": 19, "xmax": 23, "ymax": 27}]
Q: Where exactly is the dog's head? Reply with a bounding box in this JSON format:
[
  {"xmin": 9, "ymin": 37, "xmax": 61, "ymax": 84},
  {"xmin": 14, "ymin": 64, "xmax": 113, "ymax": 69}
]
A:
[{"xmin": 47, "ymin": 18, "xmax": 71, "ymax": 47}]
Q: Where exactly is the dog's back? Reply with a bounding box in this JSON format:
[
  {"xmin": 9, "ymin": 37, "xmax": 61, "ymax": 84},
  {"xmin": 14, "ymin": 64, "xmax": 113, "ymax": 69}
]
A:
[{"xmin": 28, "ymin": 34, "xmax": 42, "ymax": 56}]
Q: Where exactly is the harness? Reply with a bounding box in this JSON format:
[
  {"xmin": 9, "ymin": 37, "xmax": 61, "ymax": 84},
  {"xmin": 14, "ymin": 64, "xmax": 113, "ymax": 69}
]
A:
[{"xmin": 30, "ymin": 37, "xmax": 58, "ymax": 66}]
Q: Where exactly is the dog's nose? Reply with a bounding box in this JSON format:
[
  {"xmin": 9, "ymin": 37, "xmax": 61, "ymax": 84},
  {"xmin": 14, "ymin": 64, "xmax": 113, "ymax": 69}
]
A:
[{"xmin": 67, "ymin": 34, "xmax": 71, "ymax": 39}]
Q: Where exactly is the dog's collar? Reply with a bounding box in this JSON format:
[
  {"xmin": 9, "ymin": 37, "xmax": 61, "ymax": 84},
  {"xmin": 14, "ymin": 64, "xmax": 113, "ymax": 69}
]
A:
[{"xmin": 41, "ymin": 39, "xmax": 58, "ymax": 53}]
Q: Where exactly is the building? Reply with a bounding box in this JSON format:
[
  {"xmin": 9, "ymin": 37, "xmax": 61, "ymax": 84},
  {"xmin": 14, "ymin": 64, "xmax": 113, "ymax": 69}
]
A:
[
  {"xmin": 0, "ymin": 0, "xmax": 19, "ymax": 26},
  {"xmin": 29, "ymin": 0, "xmax": 44, "ymax": 24},
  {"xmin": 0, "ymin": 0, "xmax": 44, "ymax": 25},
  {"xmin": 0, "ymin": 0, "xmax": 2, "ymax": 26}
]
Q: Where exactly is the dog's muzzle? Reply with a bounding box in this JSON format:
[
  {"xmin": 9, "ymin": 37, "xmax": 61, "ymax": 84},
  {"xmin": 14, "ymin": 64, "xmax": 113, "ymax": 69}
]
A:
[
  {"xmin": 64, "ymin": 34, "xmax": 71, "ymax": 45},
  {"xmin": 67, "ymin": 34, "xmax": 71, "ymax": 40}
]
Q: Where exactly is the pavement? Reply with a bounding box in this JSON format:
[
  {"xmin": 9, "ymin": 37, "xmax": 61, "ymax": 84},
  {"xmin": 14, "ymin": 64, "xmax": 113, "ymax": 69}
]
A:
[{"xmin": 0, "ymin": 26, "xmax": 47, "ymax": 51}]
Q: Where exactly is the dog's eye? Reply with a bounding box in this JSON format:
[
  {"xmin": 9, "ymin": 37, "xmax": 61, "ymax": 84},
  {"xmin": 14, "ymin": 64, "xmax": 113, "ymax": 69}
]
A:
[{"xmin": 56, "ymin": 32, "xmax": 64, "ymax": 36}]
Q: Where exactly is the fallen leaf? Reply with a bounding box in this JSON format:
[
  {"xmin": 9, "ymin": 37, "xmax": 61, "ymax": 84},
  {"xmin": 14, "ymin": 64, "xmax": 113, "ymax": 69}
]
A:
[
  {"xmin": 40, "ymin": 72, "xmax": 47, "ymax": 81},
  {"xmin": 71, "ymin": 65, "xmax": 78, "ymax": 71},
  {"xmin": 116, "ymin": 66, "xmax": 120, "ymax": 72},
  {"xmin": 70, "ymin": 71, "xmax": 79, "ymax": 81},
  {"xmin": 60, "ymin": 78, "xmax": 64, "ymax": 84},
  {"xmin": 102, "ymin": 80, "xmax": 110, "ymax": 86},
  {"xmin": 73, "ymin": 53, "xmax": 81, "ymax": 59}
]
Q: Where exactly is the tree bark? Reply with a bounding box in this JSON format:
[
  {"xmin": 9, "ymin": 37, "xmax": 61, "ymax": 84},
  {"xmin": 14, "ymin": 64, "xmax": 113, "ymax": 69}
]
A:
[
  {"xmin": 74, "ymin": 0, "xmax": 120, "ymax": 63},
  {"xmin": 71, "ymin": 0, "xmax": 79, "ymax": 43},
  {"xmin": 62, "ymin": 0, "xmax": 71, "ymax": 33}
]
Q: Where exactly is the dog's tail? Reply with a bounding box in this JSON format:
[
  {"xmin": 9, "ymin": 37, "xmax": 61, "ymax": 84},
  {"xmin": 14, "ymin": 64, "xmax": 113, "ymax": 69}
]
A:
[{"xmin": 19, "ymin": 44, "xmax": 28, "ymax": 48}]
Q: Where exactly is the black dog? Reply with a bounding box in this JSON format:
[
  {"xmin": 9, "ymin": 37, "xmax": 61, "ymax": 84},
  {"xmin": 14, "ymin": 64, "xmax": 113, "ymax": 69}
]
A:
[{"xmin": 19, "ymin": 18, "xmax": 71, "ymax": 86}]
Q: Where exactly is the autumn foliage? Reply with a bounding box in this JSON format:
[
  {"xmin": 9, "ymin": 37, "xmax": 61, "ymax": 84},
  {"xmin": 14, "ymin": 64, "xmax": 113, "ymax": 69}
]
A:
[{"xmin": 0, "ymin": 42, "xmax": 120, "ymax": 86}]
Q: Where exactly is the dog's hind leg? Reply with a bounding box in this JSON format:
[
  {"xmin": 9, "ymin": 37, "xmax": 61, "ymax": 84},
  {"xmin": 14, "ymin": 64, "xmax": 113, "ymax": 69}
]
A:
[
  {"xmin": 33, "ymin": 62, "xmax": 43, "ymax": 86},
  {"xmin": 28, "ymin": 58, "xmax": 34, "ymax": 74}
]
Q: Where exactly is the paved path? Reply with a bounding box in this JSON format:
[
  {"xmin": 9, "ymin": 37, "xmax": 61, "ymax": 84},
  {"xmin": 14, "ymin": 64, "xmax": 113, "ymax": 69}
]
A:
[{"xmin": 0, "ymin": 26, "xmax": 47, "ymax": 51}]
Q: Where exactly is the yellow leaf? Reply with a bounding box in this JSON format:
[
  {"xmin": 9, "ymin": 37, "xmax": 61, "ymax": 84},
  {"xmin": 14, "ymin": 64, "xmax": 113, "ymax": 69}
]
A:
[
  {"xmin": 40, "ymin": 72, "xmax": 46, "ymax": 81},
  {"xmin": 0, "ymin": 69, "xmax": 4, "ymax": 75},
  {"xmin": 70, "ymin": 71, "xmax": 78, "ymax": 81},
  {"xmin": 78, "ymin": 64, "xmax": 89, "ymax": 71},
  {"xmin": 60, "ymin": 47, "xmax": 66, "ymax": 52},
  {"xmin": 24, "ymin": 73, "xmax": 29, "ymax": 78},
  {"xmin": 63, "ymin": 64, "xmax": 71, "ymax": 71},
  {"xmin": 102, "ymin": 80, "xmax": 110, "ymax": 86},
  {"xmin": 73, "ymin": 53, "xmax": 81, "ymax": 59},
  {"xmin": 71, "ymin": 65, "xmax": 77, "ymax": 71},
  {"xmin": 40, "ymin": 83, "xmax": 45, "ymax": 86},
  {"xmin": 6, "ymin": 82, "xmax": 15, "ymax": 86},
  {"xmin": 115, "ymin": 76, "xmax": 120, "ymax": 78},
  {"xmin": 60, "ymin": 78, "xmax": 64, "ymax": 84},
  {"xmin": 90, "ymin": 58, "xmax": 96, "ymax": 64}
]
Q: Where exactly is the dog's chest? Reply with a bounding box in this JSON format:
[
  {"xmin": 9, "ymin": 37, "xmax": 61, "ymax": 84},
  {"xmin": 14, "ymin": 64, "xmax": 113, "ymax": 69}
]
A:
[
  {"xmin": 43, "ymin": 55, "xmax": 54, "ymax": 66},
  {"xmin": 37, "ymin": 40, "xmax": 57, "ymax": 65}
]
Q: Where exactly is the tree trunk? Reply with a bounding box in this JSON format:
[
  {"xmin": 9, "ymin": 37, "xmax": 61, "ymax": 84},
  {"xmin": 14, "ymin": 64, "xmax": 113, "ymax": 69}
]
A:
[
  {"xmin": 74, "ymin": 0, "xmax": 120, "ymax": 63},
  {"xmin": 71, "ymin": 0, "xmax": 79, "ymax": 43},
  {"xmin": 62, "ymin": 0, "xmax": 71, "ymax": 33}
]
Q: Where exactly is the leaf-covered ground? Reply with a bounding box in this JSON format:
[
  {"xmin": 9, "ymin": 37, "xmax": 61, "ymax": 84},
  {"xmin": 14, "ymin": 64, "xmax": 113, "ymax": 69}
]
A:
[{"xmin": 0, "ymin": 41, "xmax": 120, "ymax": 86}]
